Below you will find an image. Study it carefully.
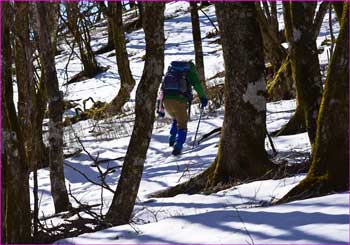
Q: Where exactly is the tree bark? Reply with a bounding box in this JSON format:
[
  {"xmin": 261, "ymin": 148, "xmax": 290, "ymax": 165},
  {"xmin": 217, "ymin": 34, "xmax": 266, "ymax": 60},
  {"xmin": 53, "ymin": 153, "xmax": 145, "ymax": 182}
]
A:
[
  {"xmin": 47, "ymin": 2, "xmax": 60, "ymax": 55},
  {"xmin": 208, "ymin": 2, "xmax": 274, "ymax": 186},
  {"xmin": 105, "ymin": 2, "xmax": 165, "ymax": 226},
  {"xmin": 270, "ymin": 1, "xmax": 278, "ymax": 36},
  {"xmin": 107, "ymin": 17, "xmax": 114, "ymax": 49},
  {"xmin": 255, "ymin": 3, "xmax": 294, "ymax": 101},
  {"xmin": 137, "ymin": 2, "xmax": 143, "ymax": 27},
  {"xmin": 332, "ymin": 2, "xmax": 344, "ymax": 20},
  {"xmin": 274, "ymin": 103, "xmax": 305, "ymax": 136},
  {"xmin": 104, "ymin": 1, "xmax": 136, "ymax": 116},
  {"xmin": 312, "ymin": 2, "xmax": 330, "ymax": 41},
  {"xmin": 190, "ymin": 2, "xmax": 207, "ymax": 93},
  {"xmin": 2, "ymin": 2, "xmax": 32, "ymax": 242},
  {"xmin": 36, "ymin": 2, "xmax": 71, "ymax": 213},
  {"xmin": 278, "ymin": 3, "xmax": 349, "ymax": 203},
  {"xmin": 14, "ymin": 2, "xmax": 36, "ymax": 168},
  {"xmin": 283, "ymin": 2, "xmax": 323, "ymax": 145}
]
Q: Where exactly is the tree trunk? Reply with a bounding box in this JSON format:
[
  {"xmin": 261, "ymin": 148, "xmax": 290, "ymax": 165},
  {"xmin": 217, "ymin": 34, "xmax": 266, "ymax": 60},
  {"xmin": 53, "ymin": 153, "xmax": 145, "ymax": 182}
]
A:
[
  {"xmin": 278, "ymin": 3, "xmax": 349, "ymax": 203},
  {"xmin": 94, "ymin": 2, "xmax": 115, "ymax": 56},
  {"xmin": 66, "ymin": 2, "xmax": 100, "ymax": 78},
  {"xmin": 2, "ymin": 2, "xmax": 32, "ymax": 242},
  {"xmin": 14, "ymin": 2, "xmax": 36, "ymax": 169},
  {"xmin": 190, "ymin": 2, "xmax": 207, "ymax": 93},
  {"xmin": 332, "ymin": 2, "xmax": 344, "ymax": 20},
  {"xmin": 47, "ymin": 2, "xmax": 60, "ymax": 55},
  {"xmin": 283, "ymin": 2, "xmax": 323, "ymax": 145},
  {"xmin": 152, "ymin": 2, "xmax": 275, "ymax": 198},
  {"xmin": 208, "ymin": 2, "xmax": 274, "ymax": 186},
  {"xmin": 129, "ymin": 1, "xmax": 136, "ymax": 9},
  {"xmin": 104, "ymin": 1, "xmax": 136, "ymax": 115},
  {"xmin": 36, "ymin": 2, "xmax": 71, "ymax": 213},
  {"xmin": 270, "ymin": 1, "xmax": 278, "ymax": 36},
  {"xmin": 137, "ymin": 2, "xmax": 143, "ymax": 27},
  {"xmin": 274, "ymin": 103, "xmax": 305, "ymax": 136},
  {"xmin": 107, "ymin": 18, "xmax": 115, "ymax": 49},
  {"xmin": 255, "ymin": 3, "xmax": 294, "ymax": 101},
  {"xmin": 312, "ymin": 2, "xmax": 330, "ymax": 41},
  {"xmin": 33, "ymin": 67, "xmax": 48, "ymax": 169},
  {"xmin": 266, "ymin": 56, "xmax": 295, "ymax": 101},
  {"xmin": 105, "ymin": 2, "xmax": 165, "ymax": 226},
  {"xmin": 274, "ymin": 2, "xmax": 328, "ymax": 137}
]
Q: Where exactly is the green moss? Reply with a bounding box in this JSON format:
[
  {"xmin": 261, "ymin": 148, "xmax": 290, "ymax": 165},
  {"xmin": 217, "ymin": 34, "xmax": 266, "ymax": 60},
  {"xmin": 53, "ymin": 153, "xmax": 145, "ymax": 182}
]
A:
[
  {"xmin": 266, "ymin": 57, "xmax": 293, "ymax": 101},
  {"xmin": 320, "ymin": 38, "xmax": 336, "ymax": 47}
]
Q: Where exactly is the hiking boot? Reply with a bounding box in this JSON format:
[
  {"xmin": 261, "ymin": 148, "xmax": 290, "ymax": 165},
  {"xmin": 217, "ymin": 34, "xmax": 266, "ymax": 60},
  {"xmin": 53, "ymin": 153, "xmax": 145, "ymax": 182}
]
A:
[
  {"xmin": 172, "ymin": 144, "xmax": 182, "ymax": 156},
  {"xmin": 172, "ymin": 129, "xmax": 187, "ymax": 155}
]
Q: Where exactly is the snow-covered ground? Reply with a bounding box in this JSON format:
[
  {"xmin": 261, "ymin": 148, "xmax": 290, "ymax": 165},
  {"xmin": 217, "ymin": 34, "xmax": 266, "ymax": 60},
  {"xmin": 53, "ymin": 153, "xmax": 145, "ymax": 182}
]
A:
[{"xmin": 25, "ymin": 2, "xmax": 348, "ymax": 244}]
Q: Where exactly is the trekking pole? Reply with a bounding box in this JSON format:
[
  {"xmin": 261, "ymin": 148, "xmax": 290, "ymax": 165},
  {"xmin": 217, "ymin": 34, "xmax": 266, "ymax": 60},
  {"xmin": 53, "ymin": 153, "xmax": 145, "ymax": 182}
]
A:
[
  {"xmin": 192, "ymin": 107, "xmax": 204, "ymax": 148},
  {"xmin": 188, "ymin": 100, "xmax": 191, "ymax": 122}
]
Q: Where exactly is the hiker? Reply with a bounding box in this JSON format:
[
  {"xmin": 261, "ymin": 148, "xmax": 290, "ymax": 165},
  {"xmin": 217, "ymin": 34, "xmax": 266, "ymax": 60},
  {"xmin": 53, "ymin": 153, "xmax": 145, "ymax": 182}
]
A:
[{"xmin": 157, "ymin": 60, "xmax": 208, "ymax": 155}]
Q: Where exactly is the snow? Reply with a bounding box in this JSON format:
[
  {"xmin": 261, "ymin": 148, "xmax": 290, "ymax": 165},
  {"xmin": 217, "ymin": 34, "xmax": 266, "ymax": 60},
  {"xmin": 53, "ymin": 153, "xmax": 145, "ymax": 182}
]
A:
[
  {"xmin": 56, "ymin": 192, "xmax": 349, "ymax": 244},
  {"xmin": 24, "ymin": 2, "xmax": 349, "ymax": 244}
]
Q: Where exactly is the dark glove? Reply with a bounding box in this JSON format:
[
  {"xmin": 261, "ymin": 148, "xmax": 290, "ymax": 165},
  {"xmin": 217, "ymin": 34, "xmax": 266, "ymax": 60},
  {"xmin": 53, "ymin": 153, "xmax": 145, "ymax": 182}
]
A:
[
  {"xmin": 157, "ymin": 111, "xmax": 165, "ymax": 118},
  {"xmin": 156, "ymin": 98, "xmax": 165, "ymax": 117},
  {"xmin": 200, "ymin": 97, "xmax": 208, "ymax": 109}
]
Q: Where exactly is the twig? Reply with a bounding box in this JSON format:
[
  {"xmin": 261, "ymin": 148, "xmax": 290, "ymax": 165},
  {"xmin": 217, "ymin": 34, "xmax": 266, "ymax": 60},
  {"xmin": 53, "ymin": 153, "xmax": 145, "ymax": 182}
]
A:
[
  {"xmin": 68, "ymin": 184, "xmax": 104, "ymax": 222},
  {"xmin": 64, "ymin": 161, "xmax": 115, "ymax": 194},
  {"xmin": 329, "ymin": 4, "xmax": 334, "ymax": 58},
  {"xmin": 199, "ymin": 8, "xmax": 219, "ymax": 34},
  {"xmin": 90, "ymin": 156, "xmax": 124, "ymax": 166}
]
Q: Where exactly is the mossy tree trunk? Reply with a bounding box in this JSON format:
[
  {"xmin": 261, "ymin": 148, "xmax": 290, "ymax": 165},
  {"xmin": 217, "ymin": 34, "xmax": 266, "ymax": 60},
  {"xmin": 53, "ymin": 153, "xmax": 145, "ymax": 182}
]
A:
[
  {"xmin": 282, "ymin": 2, "xmax": 323, "ymax": 145},
  {"xmin": 207, "ymin": 2, "xmax": 275, "ymax": 186},
  {"xmin": 36, "ymin": 2, "xmax": 71, "ymax": 213},
  {"xmin": 255, "ymin": 3, "xmax": 294, "ymax": 101},
  {"xmin": 268, "ymin": 2, "xmax": 328, "ymax": 136},
  {"xmin": 278, "ymin": 3, "xmax": 349, "ymax": 203},
  {"xmin": 152, "ymin": 3, "xmax": 275, "ymax": 198},
  {"xmin": 104, "ymin": 1, "xmax": 136, "ymax": 116},
  {"xmin": 66, "ymin": 2, "xmax": 100, "ymax": 78},
  {"xmin": 2, "ymin": 2, "xmax": 32, "ymax": 242},
  {"xmin": 105, "ymin": 2, "xmax": 165, "ymax": 226},
  {"xmin": 190, "ymin": 2, "xmax": 207, "ymax": 94},
  {"xmin": 332, "ymin": 2, "xmax": 344, "ymax": 20}
]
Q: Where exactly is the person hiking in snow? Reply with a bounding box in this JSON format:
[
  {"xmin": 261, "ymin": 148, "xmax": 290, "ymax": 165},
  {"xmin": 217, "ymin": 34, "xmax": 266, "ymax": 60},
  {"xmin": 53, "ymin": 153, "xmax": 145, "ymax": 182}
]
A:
[{"xmin": 157, "ymin": 60, "xmax": 208, "ymax": 156}]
